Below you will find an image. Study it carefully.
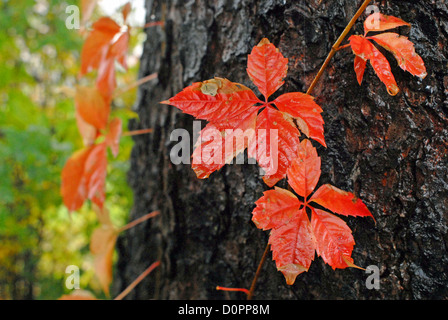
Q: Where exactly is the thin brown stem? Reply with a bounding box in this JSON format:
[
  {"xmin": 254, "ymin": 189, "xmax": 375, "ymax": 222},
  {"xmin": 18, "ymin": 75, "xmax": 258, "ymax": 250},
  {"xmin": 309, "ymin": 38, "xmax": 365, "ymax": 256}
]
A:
[
  {"xmin": 306, "ymin": 0, "xmax": 372, "ymax": 95},
  {"xmin": 216, "ymin": 286, "xmax": 250, "ymax": 296},
  {"xmin": 113, "ymin": 73, "xmax": 158, "ymax": 98},
  {"xmin": 122, "ymin": 128, "xmax": 154, "ymax": 137},
  {"xmin": 247, "ymin": 243, "xmax": 270, "ymax": 300},
  {"xmin": 114, "ymin": 261, "xmax": 160, "ymax": 300},
  {"xmin": 118, "ymin": 211, "xmax": 160, "ymax": 233}
]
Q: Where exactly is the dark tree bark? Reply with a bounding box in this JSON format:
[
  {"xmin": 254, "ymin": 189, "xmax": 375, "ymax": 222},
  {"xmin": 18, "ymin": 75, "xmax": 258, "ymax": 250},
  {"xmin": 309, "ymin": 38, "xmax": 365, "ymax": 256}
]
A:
[{"xmin": 115, "ymin": 0, "xmax": 448, "ymax": 299}]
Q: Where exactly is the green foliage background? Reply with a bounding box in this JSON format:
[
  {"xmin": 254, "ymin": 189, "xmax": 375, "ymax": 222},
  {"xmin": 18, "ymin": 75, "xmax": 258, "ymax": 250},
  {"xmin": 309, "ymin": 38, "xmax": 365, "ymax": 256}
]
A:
[{"xmin": 0, "ymin": 0, "xmax": 143, "ymax": 299}]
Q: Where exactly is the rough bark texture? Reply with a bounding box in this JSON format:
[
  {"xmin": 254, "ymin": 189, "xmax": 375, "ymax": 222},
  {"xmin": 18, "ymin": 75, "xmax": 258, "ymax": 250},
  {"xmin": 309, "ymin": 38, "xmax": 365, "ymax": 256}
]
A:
[{"xmin": 115, "ymin": 0, "xmax": 448, "ymax": 299}]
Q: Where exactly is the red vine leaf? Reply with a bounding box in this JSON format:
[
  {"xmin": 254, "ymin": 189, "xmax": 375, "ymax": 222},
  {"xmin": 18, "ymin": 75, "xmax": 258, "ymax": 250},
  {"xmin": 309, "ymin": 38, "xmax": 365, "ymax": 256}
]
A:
[
  {"xmin": 285, "ymin": 139, "xmax": 321, "ymax": 198},
  {"xmin": 90, "ymin": 224, "xmax": 118, "ymax": 296},
  {"xmin": 75, "ymin": 86, "xmax": 110, "ymax": 130},
  {"xmin": 61, "ymin": 147, "xmax": 93, "ymax": 212},
  {"xmin": 248, "ymin": 107, "xmax": 301, "ymax": 187},
  {"xmin": 252, "ymin": 187, "xmax": 302, "ymax": 230},
  {"xmin": 163, "ymin": 39, "xmax": 325, "ymax": 186},
  {"xmin": 247, "ymin": 38, "xmax": 289, "ymax": 100},
  {"xmin": 61, "ymin": 143, "xmax": 108, "ymax": 211},
  {"xmin": 84, "ymin": 142, "xmax": 108, "ymax": 209},
  {"xmin": 122, "ymin": 2, "xmax": 132, "ymax": 23},
  {"xmin": 252, "ymin": 139, "xmax": 373, "ymax": 284},
  {"xmin": 81, "ymin": 0, "xmax": 97, "ymax": 26},
  {"xmin": 311, "ymin": 208, "xmax": 355, "ymax": 269},
  {"xmin": 80, "ymin": 17, "xmax": 121, "ymax": 76},
  {"xmin": 273, "ymin": 92, "xmax": 326, "ymax": 147},
  {"xmin": 192, "ymin": 109, "xmax": 258, "ymax": 179},
  {"xmin": 310, "ymin": 184, "xmax": 374, "ymax": 220},
  {"xmin": 76, "ymin": 111, "xmax": 98, "ymax": 147},
  {"xmin": 349, "ymin": 35, "xmax": 399, "ymax": 96},
  {"xmin": 105, "ymin": 117, "xmax": 123, "ymax": 158},
  {"xmin": 354, "ymin": 55, "xmax": 367, "ymax": 85},
  {"xmin": 161, "ymin": 77, "xmax": 261, "ymax": 123},
  {"xmin": 364, "ymin": 12, "xmax": 410, "ymax": 35},
  {"xmin": 369, "ymin": 33, "xmax": 427, "ymax": 79},
  {"xmin": 269, "ymin": 208, "xmax": 316, "ymax": 285},
  {"xmin": 349, "ymin": 13, "xmax": 425, "ymax": 96}
]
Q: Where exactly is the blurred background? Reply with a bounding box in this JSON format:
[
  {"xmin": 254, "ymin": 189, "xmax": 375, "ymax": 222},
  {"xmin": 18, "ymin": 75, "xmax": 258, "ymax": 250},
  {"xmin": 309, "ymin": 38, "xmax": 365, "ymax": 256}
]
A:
[{"xmin": 0, "ymin": 0, "xmax": 146, "ymax": 299}]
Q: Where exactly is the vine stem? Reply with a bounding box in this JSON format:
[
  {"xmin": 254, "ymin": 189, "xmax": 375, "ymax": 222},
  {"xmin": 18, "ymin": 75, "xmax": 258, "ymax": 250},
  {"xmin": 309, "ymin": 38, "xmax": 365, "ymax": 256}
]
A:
[
  {"xmin": 306, "ymin": 0, "xmax": 373, "ymax": 95},
  {"xmin": 118, "ymin": 211, "xmax": 160, "ymax": 233},
  {"xmin": 114, "ymin": 261, "xmax": 160, "ymax": 300},
  {"xmin": 247, "ymin": 243, "xmax": 270, "ymax": 300},
  {"xmin": 113, "ymin": 72, "xmax": 158, "ymax": 98},
  {"xmin": 122, "ymin": 128, "xmax": 154, "ymax": 137}
]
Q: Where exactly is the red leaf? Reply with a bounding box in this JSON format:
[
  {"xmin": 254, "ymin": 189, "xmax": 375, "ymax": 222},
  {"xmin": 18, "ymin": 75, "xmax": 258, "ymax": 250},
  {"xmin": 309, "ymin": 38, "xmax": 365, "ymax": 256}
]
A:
[
  {"xmin": 90, "ymin": 224, "xmax": 117, "ymax": 296},
  {"xmin": 369, "ymin": 32, "xmax": 427, "ymax": 79},
  {"xmin": 122, "ymin": 2, "xmax": 132, "ymax": 23},
  {"xmin": 248, "ymin": 107, "xmax": 301, "ymax": 187},
  {"xmin": 109, "ymin": 31, "xmax": 130, "ymax": 70},
  {"xmin": 252, "ymin": 190, "xmax": 315, "ymax": 285},
  {"xmin": 364, "ymin": 13, "xmax": 410, "ymax": 35},
  {"xmin": 349, "ymin": 35, "xmax": 399, "ymax": 96},
  {"xmin": 247, "ymin": 38, "xmax": 288, "ymax": 100},
  {"xmin": 161, "ymin": 78, "xmax": 261, "ymax": 123},
  {"xmin": 105, "ymin": 118, "xmax": 122, "ymax": 158},
  {"xmin": 269, "ymin": 209, "xmax": 316, "ymax": 285},
  {"xmin": 81, "ymin": 0, "xmax": 97, "ymax": 25},
  {"xmin": 80, "ymin": 17, "xmax": 121, "ymax": 76},
  {"xmin": 192, "ymin": 109, "xmax": 258, "ymax": 179},
  {"xmin": 354, "ymin": 55, "xmax": 367, "ymax": 85},
  {"xmin": 311, "ymin": 208, "xmax": 355, "ymax": 269},
  {"xmin": 286, "ymin": 139, "xmax": 321, "ymax": 199},
  {"xmin": 76, "ymin": 111, "xmax": 98, "ymax": 147},
  {"xmin": 252, "ymin": 187, "xmax": 303, "ymax": 230},
  {"xmin": 273, "ymin": 92, "xmax": 326, "ymax": 147},
  {"xmin": 96, "ymin": 54, "xmax": 116, "ymax": 102},
  {"xmin": 84, "ymin": 143, "xmax": 108, "ymax": 209},
  {"xmin": 75, "ymin": 86, "xmax": 110, "ymax": 130},
  {"xmin": 61, "ymin": 147, "xmax": 93, "ymax": 212},
  {"xmin": 310, "ymin": 184, "xmax": 374, "ymax": 220}
]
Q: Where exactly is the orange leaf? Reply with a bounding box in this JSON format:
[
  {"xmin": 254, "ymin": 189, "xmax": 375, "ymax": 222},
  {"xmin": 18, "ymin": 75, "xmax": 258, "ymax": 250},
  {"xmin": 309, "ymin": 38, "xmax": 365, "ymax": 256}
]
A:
[
  {"xmin": 354, "ymin": 55, "xmax": 367, "ymax": 85},
  {"xmin": 96, "ymin": 54, "xmax": 116, "ymax": 102},
  {"xmin": 105, "ymin": 118, "xmax": 123, "ymax": 158},
  {"xmin": 310, "ymin": 184, "xmax": 374, "ymax": 220},
  {"xmin": 286, "ymin": 139, "xmax": 321, "ymax": 199},
  {"xmin": 80, "ymin": 17, "xmax": 121, "ymax": 76},
  {"xmin": 109, "ymin": 31, "xmax": 130, "ymax": 70},
  {"xmin": 161, "ymin": 77, "xmax": 261, "ymax": 123},
  {"xmin": 81, "ymin": 0, "xmax": 97, "ymax": 25},
  {"xmin": 248, "ymin": 107, "xmax": 301, "ymax": 187},
  {"xmin": 75, "ymin": 86, "xmax": 110, "ymax": 130},
  {"xmin": 364, "ymin": 13, "xmax": 410, "ymax": 35},
  {"xmin": 191, "ymin": 109, "xmax": 258, "ymax": 179},
  {"xmin": 84, "ymin": 143, "xmax": 108, "ymax": 209},
  {"xmin": 122, "ymin": 2, "xmax": 132, "ymax": 23},
  {"xmin": 252, "ymin": 193, "xmax": 314, "ymax": 285},
  {"xmin": 61, "ymin": 147, "xmax": 94, "ymax": 212},
  {"xmin": 311, "ymin": 208, "xmax": 355, "ymax": 269},
  {"xmin": 369, "ymin": 32, "xmax": 427, "ymax": 79},
  {"xmin": 90, "ymin": 224, "xmax": 118, "ymax": 296},
  {"xmin": 252, "ymin": 187, "xmax": 303, "ymax": 230},
  {"xmin": 75, "ymin": 111, "xmax": 98, "ymax": 147},
  {"xmin": 349, "ymin": 35, "xmax": 399, "ymax": 96},
  {"xmin": 273, "ymin": 92, "xmax": 326, "ymax": 147},
  {"xmin": 269, "ymin": 209, "xmax": 315, "ymax": 285},
  {"xmin": 246, "ymin": 38, "xmax": 288, "ymax": 100}
]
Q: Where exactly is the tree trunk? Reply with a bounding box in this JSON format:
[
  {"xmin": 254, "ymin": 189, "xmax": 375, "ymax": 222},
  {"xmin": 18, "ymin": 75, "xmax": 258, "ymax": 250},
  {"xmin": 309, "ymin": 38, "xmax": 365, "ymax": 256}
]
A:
[{"xmin": 115, "ymin": 0, "xmax": 448, "ymax": 299}]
